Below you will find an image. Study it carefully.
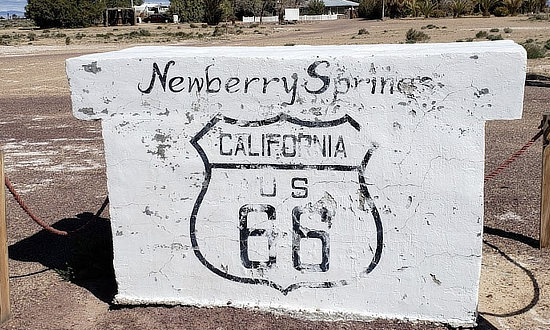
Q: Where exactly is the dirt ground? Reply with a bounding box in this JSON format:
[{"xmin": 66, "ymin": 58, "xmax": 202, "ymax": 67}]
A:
[{"xmin": 1, "ymin": 16, "xmax": 550, "ymax": 329}]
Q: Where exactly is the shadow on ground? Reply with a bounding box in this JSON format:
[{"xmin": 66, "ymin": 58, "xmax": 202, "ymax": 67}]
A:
[
  {"xmin": 476, "ymin": 315, "xmax": 498, "ymax": 329},
  {"xmin": 8, "ymin": 212, "xmax": 117, "ymax": 303}
]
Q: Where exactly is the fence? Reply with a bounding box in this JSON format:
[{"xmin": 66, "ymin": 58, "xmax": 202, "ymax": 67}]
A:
[{"xmin": 242, "ymin": 14, "xmax": 338, "ymax": 23}]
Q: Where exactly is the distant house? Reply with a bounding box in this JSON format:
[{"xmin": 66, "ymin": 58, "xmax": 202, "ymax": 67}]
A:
[
  {"xmin": 304, "ymin": 0, "xmax": 359, "ymax": 15},
  {"xmin": 134, "ymin": 3, "xmax": 170, "ymax": 18}
]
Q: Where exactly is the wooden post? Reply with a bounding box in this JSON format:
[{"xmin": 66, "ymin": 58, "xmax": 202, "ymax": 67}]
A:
[
  {"xmin": 541, "ymin": 114, "xmax": 550, "ymax": 248},
  {"xmin": 0, "ymin": 151, "xmax": 11, "ymax": 323}
]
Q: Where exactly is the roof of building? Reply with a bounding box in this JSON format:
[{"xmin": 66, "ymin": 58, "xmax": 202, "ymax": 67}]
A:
[{"xmin": 321, "ymin": 0, "xmax": 359, "ymax": 7}]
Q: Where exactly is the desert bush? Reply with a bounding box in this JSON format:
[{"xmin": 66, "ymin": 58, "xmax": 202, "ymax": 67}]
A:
[
  {"xmin": 524, "ymin": 0, "xmax": 546, "ymax": 13},
  {"xmin": 138, "ymin": 29, "xmax": 151, "ymax": 36},
  {"xmin": 486, "ymin": 33, "xmax": 503, "ymax": 40},
  {"xmin": 545, "ymin": 40, "xmax": 550, "ymax": 50},
  {"xmin": 475, "ymin": 30, "xmax": 488, "ymax": 38},
  {"xmin": 27, "ymin": 32, "xmax": 36, "ymax": 41},
  {"xmin": 432, "ymin": 9, "xmax": 448, "ymax": 17},
  {"xmin": 212, "ymin": 26, "xmax": 224, "ymax": 36},
  {"xmin": 490, "ymin": 28, "xmax": 499, "ymax": 32},
  {"xmin": 504, "ymin": 0, "xmax": 523, "ymax": 15},
  {"xmin": 417, "ymin": 0, "xmax": 438, "ymax": 17},
  {"xmin": 504, "ymin": 27, "xmax": 513, "ymax": 33},
  {"xmin": 449, "ymin": 0, "xmax": 471, "ymax": 17},
  {"xmin": 405, "ymin": 0, "xmax": 421, "ymax": 16},
  {"xmin": 406, "ymin": 28, "xmax": 430, "ymax": 43},
  {"xmin": 421, "ymin": 24, "xmax": 438, "ymax": 29},
  {"xmin": 522, "ymin": 41, "xmax": 547, "ymax": 58},
  {"xmin": 65, "ymin": 36, "xmax": 71, "ymax": 45},
  {"xmin": 493, "ymin": 6, "xmax": 509, "ymax": 16},
  {"xmin": 476, "ymin": 0, "xmax": 499, "ymax": 16},
  {"xmin": 358, "ymin": 28, "xmax": 369, "ymax": 35},
  {"xmin": 385, "ymin": 0, "xmax": 409, "ymax": 18}
]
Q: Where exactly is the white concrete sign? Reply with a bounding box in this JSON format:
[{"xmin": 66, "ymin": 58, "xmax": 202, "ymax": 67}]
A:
[{"xmin": 67, "ymin": 42, "xmax": 526, "ymax": 327}]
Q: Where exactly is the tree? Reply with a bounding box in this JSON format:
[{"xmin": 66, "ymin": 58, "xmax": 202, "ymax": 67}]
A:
[
  {"xmin": 170, "ymin": 0, "xmax": 205, "ymax": 22},
  {"xmin": 26, "ymin": 0, "xmax": 104, "ymax": 28},
  {"xmin": 307, "ymin": 0, "xmax": 326, "ymax": 14},
  {"xmin": 105, "ymin": 0, "xmax": 144, "ymax": 6},
  {"xmin": 358, "ymin": 0, "xmax": 382, "ymax": 19},
  {"xmin": 26, "ymin": 0, "xmax": 144, "ymax": 28},
  {"xmin": 204, "ymin": 0, "xmax": 224, "ymax": 25},
  {"xmin": 476, "ymin": 0, "xmax": 499, "ymax": 15}
]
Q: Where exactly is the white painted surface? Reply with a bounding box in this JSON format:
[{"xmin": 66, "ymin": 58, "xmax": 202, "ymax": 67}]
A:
[
  {"xmin": 285, "ymin": 8, "xmax": 300, "ymax": 21},
  {"xmin": 67, "ymin": 42, "xmax": 526, "ymax": 327},
  {"xmin": 299, "ymin": 14, "xmax": 338, "ymax": 21},
  {"xmin": 243, "ymin": 16, "xmax": 278, "ymax": 23}
]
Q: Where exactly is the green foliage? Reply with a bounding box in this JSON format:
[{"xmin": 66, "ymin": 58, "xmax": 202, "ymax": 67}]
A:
[
  {"xmin": 230, "ymin": 0, "xmax": 276, "ymax": 20},
  {"xmin": 204, "ymin": 0, "xmax": 224, "ymax": 25},
  {"xmin": 524, "ymin": 0, "xmax": 546, "ymax": 13},
  {"xmin": 475, "ymin": 30, "xmax": 488, "ymax": 38},
  {"xmin": 386, "ymin": 0, "xmax": 408, "ymax": 18},
  {"xmin": 432, "ymin": 9, "xmax": 447, "ymax": 17},
  {"xmin": 307, "ymin": 0, "xmax": 326, "ymax": 15},
  {"xmin": 476, "ymin": 0, "xmax": 499, "ymax": 16},
  {"xmin": 504, "ymin": 0, "xmax": 523, "ymax": 15},
  {"xmin": 405, "ymin": 28, "xmax": 429, "ymax": 43},
  {"xmin": 417, "ymin": 0, "xmax": 438, "ymax": 18},
  {"xmin": 405, "ymin": 0, "xmax": 421, "ymax": 17},
  {"xmin": 171, "ymin": 0, "xmax": 205, "ymax": 22},
  {"xmin": 212, "ymin": 25, "xmax": 225, "ymax": 36},
  {"xmin": 26, "ymin": 0, "xmax": 103, "ymax": 28},
  {"xmin": 522, "ymin": 40, "xmax": 547, "ymax": 58},
  {"xmin": 449, "ymin": 0, "xmax": 471, "ymax": 18},
  {"xmin": 358, "ymin": 0, "xmax": 381, "ymax": 19},
  {"xmin": 486, "ymin": 33, "xmax": 503, "ymax": 40},
  {"xmin": 493, "ymin": 6, "xmax": 509, "ymax": 16}
]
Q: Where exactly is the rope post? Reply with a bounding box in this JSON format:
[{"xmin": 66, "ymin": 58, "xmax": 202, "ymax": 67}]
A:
[
  {"xmin": 541, "ymin": 113, "xmax": 550, "ymax": 249},
  {"xmin": 0, "ymin": 151, "xmax": 11, "ymax": 324}
]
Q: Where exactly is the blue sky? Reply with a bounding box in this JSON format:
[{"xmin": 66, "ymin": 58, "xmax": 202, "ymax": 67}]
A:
[
  {"xmin": 0, "ymin": 0, "xmax": 26, "ymax": 12},
  {"xmin": 0, "ymin": 1, "xmax": 172, "ymax": 13}
]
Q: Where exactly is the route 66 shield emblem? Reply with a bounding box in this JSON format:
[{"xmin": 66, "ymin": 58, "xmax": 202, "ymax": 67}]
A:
[{"xmin": 190, "ymin": 114, "xmax": 383, "ymax": 294}]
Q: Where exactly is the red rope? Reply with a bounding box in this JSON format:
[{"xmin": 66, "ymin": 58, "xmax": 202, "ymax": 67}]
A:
[
  {"xmin": 4, "ymin": 175, "xmax": 108, "ymax": 236},
  {"xmin": 484, "ymin": 130, "xmax": 543, "ymax": 182}
]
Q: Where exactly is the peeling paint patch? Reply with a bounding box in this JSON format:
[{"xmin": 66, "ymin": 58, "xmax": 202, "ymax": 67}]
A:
[
  {"xmin": 82, "ymin": 61, "xmax": 102, "ymax": 74},
  {"xmin": 78, "ymin": 108, "xmax": 95, "ymax": 115}
]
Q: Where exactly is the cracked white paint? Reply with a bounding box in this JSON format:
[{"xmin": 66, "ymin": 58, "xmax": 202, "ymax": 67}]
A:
[{"xmin": 67, "ymin": 42, "xmax": 526, "ymax": 327}]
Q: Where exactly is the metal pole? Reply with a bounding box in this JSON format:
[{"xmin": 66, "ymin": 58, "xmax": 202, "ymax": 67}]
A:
[{"xmin": 541, "ymin": 113, "xmax": 550, "ymax": 248}]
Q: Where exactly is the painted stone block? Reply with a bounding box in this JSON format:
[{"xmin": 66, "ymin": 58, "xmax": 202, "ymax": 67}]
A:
[{"xmin": 67, "ymin": 41, "xmax": 526, "ymax": 326}]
